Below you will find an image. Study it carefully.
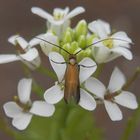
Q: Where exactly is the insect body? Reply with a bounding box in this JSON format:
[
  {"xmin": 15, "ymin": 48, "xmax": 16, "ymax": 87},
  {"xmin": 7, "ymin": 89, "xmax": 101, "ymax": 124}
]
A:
[{"xmin": 64, "ymin": 54, "xmax": 80, "ymax": 103}]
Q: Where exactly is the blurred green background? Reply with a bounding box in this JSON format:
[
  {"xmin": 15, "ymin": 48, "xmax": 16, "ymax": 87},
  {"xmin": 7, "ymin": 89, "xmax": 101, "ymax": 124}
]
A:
[{"xmin": 0, "ymin": 0, "xmax": 140, "ymax": 140}]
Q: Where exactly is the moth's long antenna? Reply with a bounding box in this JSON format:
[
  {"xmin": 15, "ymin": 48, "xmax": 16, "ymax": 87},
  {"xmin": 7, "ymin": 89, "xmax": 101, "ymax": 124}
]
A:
[
  {"xmin": 74, "ymin": 38, "xmax": 133, "ymax": 55},
  {"xmin": 35, "ymin": 37, "xmax": 72, "ymax": 55}
]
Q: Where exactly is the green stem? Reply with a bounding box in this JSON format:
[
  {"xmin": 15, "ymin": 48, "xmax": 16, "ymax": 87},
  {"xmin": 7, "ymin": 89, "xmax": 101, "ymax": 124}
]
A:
[
  {"xmin": 93, "ymin": 63, "xmax": 105, "ymax": 78},
  {"xmin": 21, "ymin": 64, "xmax": 47, "ymax": 98},
  {"xmin": 32, "ymin": 81, "xmax": 45, "ymax": 98},
  {"xmin": 122, "ymin": 67, "xmax": 140, "ymax": 90},
  {"xmin": 37, "ymin": 65, "xmax": 57, "ymax": 80},
  {"xmin": 0, "ymin": 117, "xmax": 15, "ymax": 138}
]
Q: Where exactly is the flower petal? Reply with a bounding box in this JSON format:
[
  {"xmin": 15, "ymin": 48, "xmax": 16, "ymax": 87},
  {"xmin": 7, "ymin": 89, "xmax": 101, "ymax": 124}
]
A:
[
  {"xmin": 53, "ymin": 7, "xmax": 69, "ymax": 17},
  {"xmin": 20, "ymin": 48, "xmax": 39, "ymax": 61},
  {"xmin": 3, "ymin": 102, "xmax": 22, "ymax": 118},
  {"xmin": 88, "ymin": 19, "xmax": 111, "ymax": 38},
  {"xmin": 30, "ymin": 101, "xmax": 55, "ymax": 117},
  {"xmin": 104, "ymin": 100, "xmax": 123, "ymax": 121},
  {"xmin": 108, "ymin": 67, "xmax": 126, "ymax": 93},
  {"xmin": 112, "ymin": 31, "xmax": 132, "ymax": 48},
  {"xmin": 21, "ymin": 56, "xmax": 41, "ymax": 70},
  {"xmin": 40, "ymin": 32, "xmax": 59, "ymax": 56},
  {"xmin": 16, "ymin": 36, "xmax": 28, "ymax": 50},
  {"xmin": 85, "ymin": 77, "xmax": 106, "ymax": 98},
  {"xmin": 0, "ymin": 55, "xmax": 20, "ymax": 64},
  {"xmin": 79, "ymin": 89, "xmax": 96, "ymax": 111},
  {"xmin": 31, "ymin": 7, "xmax": 53, "ymax": 21},
  {"xmin": 29, "ymin": 34, "xmax": 45, "ymax": 47},
  {"xmin": 49, "ymin": 52, "xmax": 66, "ymax": 82},
  {"xmin": 18, "ymin": 78, "xmax": 32, "ymax": 104},
  {"xmin": 66, "ymin": 7, "xmax": 85, "ymax": 20},
  {"xmin": 92, "ymin": 39, "xmax": 110, "ymax": 64},
  {"xmin": 111, "ymin": 47, "xmax": 133, "ymax": 60},
  {"xmin": 12, "ymin": 112, "xmax": 32, "ymax": 130},
  {"xmin": 104, "ymin": 52, "xmax": 120, "ymax": 63},
  {"xmin": 79, "ymin": 57, "xmax": 97, "ymax": 84},
  {"xmin": 44, "ymin": 84, "xmax": 64, "ymax": 104},
  {"xmin": 115, "ymin": 91, "xmax": 138, "ymax": 109},
  {"xmin": 8, "ymin": 35, "xmax": 19, "ymax": 45}
]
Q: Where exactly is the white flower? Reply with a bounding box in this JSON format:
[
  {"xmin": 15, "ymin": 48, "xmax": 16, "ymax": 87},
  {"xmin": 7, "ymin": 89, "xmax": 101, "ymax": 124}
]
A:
[
  {"xmin": 31, "ymin": 6, "xmax": 85, "ymax": 38},
  {"xmin": 30, "ymin": 32, "xmax": 59, "ymax": 56},
  {"xmin": 3, "ymin": 78, "xmax": 55, "ymax": 130},
  {"xmin": 0, "ymin": 35, "xmax": 41, "ymax": 70},
  {"xmin": 44, "ymin": 52, "xmax": 97, "ymax": 111},
  {"xmin": 88, "ymin": 19, "xmax": 133, "ymax": 63},
  {"xmin": 85, "ymin": 67, "xmax": 138, "ymax": 121}
]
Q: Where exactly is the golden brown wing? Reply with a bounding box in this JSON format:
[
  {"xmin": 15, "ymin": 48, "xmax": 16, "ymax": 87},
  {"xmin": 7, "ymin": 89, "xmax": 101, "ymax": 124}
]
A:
[{"xmin": 64, "ymin": 64, "xmax": 80, "ymax": 103}]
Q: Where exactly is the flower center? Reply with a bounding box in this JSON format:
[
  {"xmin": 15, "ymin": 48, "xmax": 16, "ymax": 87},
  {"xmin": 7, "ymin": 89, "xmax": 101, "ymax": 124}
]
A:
[
  {"xmin": 103, "ymin": 38, "xmax": 113, "ymax": 49},
  {"xmin": 14, "ymin": 96, "xmax": 31, "ymax": 112},
  {"xmin": 104, "ymin": 90, "xmax": 121, "ymax": 101},
  {"xmin": 53, "ymin": 12, "xmax": 65, "ymax": 20},
  {"xmin": 15, "ymin": 43, "xmax": 26, "ymax": 54}
]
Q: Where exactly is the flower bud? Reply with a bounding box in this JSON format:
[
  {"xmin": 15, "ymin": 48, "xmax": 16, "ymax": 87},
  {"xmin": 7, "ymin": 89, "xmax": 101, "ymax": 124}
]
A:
[
  {"xmin": 78, "ymin": 35, "xmax": 86, "ymax": 49},
  {"xmin": 77, "ymin": 48, "xmax": 92, "ymax": 62},
  {"xmin": 63, "ymin": 31, "xmax": 72, "ymax": 44},
  {"xmin": 75, "ymin": 20, "xmax": 87, "ymax": 38},
  {"xmin": 86, "ymin": 34, "xmax": 96, "ymax": 46},
  {"xmin": 71, "ymin": 41, "xmax": 79, "ymax": 53},
  {"xmin": 61, "ymin": 43, "xmax": 71, "ymax": 59}
]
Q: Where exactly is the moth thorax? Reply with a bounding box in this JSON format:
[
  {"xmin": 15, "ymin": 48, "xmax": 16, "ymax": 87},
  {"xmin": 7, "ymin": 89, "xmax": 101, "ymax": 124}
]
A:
[{"xmin": 69, "ymin": 54, "xmax": 77, "ymax": 65}]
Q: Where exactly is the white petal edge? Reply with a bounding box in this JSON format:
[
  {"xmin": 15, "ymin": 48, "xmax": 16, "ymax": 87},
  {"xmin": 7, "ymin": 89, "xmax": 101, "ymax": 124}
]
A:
[
  {"xmin": 16, "ymin": 36, "xmax": 28, "ymax": 50},
  {"xmin": 85, "ymin": 77, "xmax": 106, "ymax": 98},
  {"xmin": 112, "ymin": 31, "xmax": 132, "ymax": 47},
  {"xmin": 112, "ymin": 47, "xmax": 133, "ymax": 60},
  {"xmin": 31, "ymin": 7, "xmax": 53, "ymax": 20},
  {"xmin": 92, "ymin": 44, "xmax": 110, "ymax": 64},
  {"xmin": 49, "ymin": 52, "xmax": 66, "ymax": 82},
  {"xmin": 18, "ymin": 78, "xmax": 32, "ymax": 104},
  {"xmin": 104, "ymin": 100, "xmax": 123, "ymax": 121},
  {"xmin": 20, "ymin": 48, "xmax": 39, "ymax": 61},
  {"xmin": 79, "ymin": 57, "xmax": 97, "ymax": 84},
  {"xmin": 8, "ymin": 35, "xmax": 19, "ymax": 45},
  {"xmin": 0, "ymin": 55, "xmax": 20, "ymax": 64},
  {"xmin": 3, "ymin": 102, "xmax": 22, "ymax": 118},
  {"xmin": 115, "ymin": 91, "xmax": 138, "ymax": 109},
  {"xmin": 108, "ymin": 67, "xmax": 126, "ymax": 93},
  {"xmin": 40, "ymin": 32, "xmax": 58, "ymax": 56},
  {"xmin": 44, "ymin": 84, "xmax": 64, "ymax": 104},
  {"xmin": 79, "ymin": 89, "xmax": 96, "ymax": 111},
  {"xmin": 30, "ymin": 101, "xmax": 55, "ymax": 117},
  {"xmin": 29, "ymin": 34, "xmax": 45, "ymax": 47},
  {"xmin": 12, "ymin": 112, "xmax": 32, "ymax": 130},
  {"xmin": 88, "ymin": 19, "xmax": 111, "ymax": 38},
  {"xmin": 66, "ymin": 7, "xmax": 85, "ymax": 20}
]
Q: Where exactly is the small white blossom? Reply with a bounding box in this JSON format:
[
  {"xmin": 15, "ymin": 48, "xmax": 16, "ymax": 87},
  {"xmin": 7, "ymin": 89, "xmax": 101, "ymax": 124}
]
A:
[
  {"xmin": 88, "ymin": 19, "xmax": 133, "ymax": 63},
  {"xmin": 44, "ymin": 52, "xmax": 97, "ymax": 111},
  {"xmin": 85, "ymin": 67, "xmax": 138, "ymax": 121},
  {"xmin": 30, "ymin": 32, "xmax": 59, "ymax": 56},
  {"xmin": 31, "ymin": 6, "xmax": 85, "ymax": 38},
  {"xmin": 0, "ymin": 35, "xmax": 41, "ymax": 70},
  {"xmin": 3, "ymin": 78, "xmax": 55, "ymax": 130}
]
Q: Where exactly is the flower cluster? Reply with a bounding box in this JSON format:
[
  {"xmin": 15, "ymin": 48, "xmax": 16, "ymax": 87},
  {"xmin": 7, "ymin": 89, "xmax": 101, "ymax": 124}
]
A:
[{"xmin": 1, "ymin": 6, "xmax": 138, "ymax": 130}]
